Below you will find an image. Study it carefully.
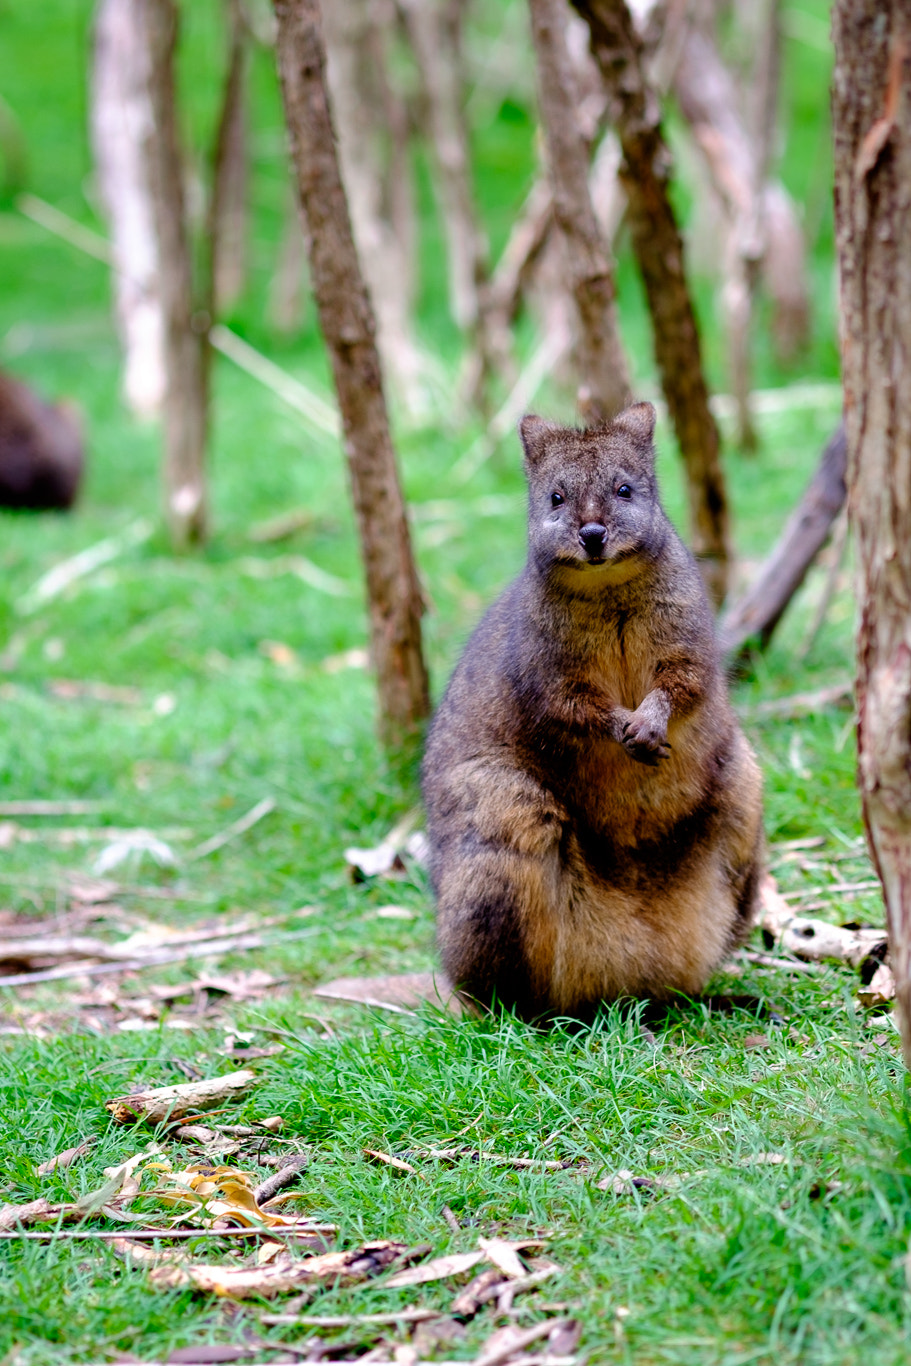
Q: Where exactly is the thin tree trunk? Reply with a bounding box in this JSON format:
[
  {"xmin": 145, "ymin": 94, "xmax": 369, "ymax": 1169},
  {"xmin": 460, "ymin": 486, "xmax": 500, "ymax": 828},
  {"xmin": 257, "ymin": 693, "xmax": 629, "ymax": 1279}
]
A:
[
  {"xmin": 571, "ymin": 0, "xmax": 730, "ymax": 606},
  {"xmin": 527, "ymin": 0, "xmax": 630, "ymax": 423},
  {"xmin": 139, "ymin": 0, "xmax": 208, "ymax": 547},
  {"xmin": 400, "ymin": 0, "xmax": 504, "ymax": 407},
  {"xmin": 674, "ymin": 13, "xmax": 804, "ymax": 450},
  {"xmin": 91, "ymin": 0, "xmax": 165, "ymax": 419},
  {"xmin": 321, "ymin": 0, "xmax": 424, "ymax": 412},
  {"xmin": 718, "ymin": 423, "xmax": 847, "ymax": 658},
  {"xmin": 271, "ymin": 0, "xmax": 430, "ymax": 748},
  {"xmin": 208, "ymin": 0, "xmax": 249, "ymax": 314},
  {"xmin": 269, "ymin": 183, "xmax": 308, "ymax": 334},
  {"xmin": 832, "ymin": 4, "xmax": 911, "ymax": 1069}
]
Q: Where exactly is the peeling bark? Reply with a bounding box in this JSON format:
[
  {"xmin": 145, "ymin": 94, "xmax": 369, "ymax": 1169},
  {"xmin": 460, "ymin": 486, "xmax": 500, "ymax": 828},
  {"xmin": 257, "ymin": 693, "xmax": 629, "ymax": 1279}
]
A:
[
  {"xmin": 571, "ymin": 0, "xmax": 730, "ymax": 606},
  {"xmin": 528, "ymin": 0, "xmax": 630, "ymax": 422},
  {"xmin": 139, "ymin": 0, "xmax": 208, "ymax": 547},
  {"xmin": 272, "ymin": 0, "xmax": 430, "ymax": 748},
  {"xmin": 833, "ymin": 3, "xmax": 911, "ymax": 1068}
]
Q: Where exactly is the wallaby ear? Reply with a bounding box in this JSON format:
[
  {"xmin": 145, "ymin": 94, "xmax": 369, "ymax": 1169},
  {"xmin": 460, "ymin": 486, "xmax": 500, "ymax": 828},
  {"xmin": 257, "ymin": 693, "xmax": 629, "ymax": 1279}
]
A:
[
  {"xmin": 519, "ymin": 414, "xmax": 559, "ymax": 466},
  {"xmin": 612, "ymin": 401, "xmax": 657, "ymax": 447}
]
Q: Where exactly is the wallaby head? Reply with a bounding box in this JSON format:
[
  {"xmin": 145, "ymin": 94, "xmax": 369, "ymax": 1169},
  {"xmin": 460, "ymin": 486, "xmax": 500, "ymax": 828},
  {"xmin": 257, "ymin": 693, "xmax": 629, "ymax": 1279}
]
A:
[{"xmin": 519, "ymin": 402, "xmax": 667, "ymax": 585}]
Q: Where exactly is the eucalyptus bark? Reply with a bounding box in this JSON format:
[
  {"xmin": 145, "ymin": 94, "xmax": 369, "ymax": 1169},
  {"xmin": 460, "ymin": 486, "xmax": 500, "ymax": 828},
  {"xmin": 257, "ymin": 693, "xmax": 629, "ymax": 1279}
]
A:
[
  {"xmin": 832, "ymin": 3, "xmax": 911, "ymax": 1069},
  {"xmin": 91, "ymin": 0, "xmax": 165, "ymax": 418},
  {"xmin": 571, "ymin": 0, "xmax": 730, "ymax": 606},
  {"xmin": 528, "ymin": 0, "xmax": 630, "ymax": 423},
  {"xmin": 139, "ymin": 0, "xmax": 208, "ymax": 547},
  {"xmin": 271, "ymin": 0, "xmax": 430, "ymax": 747}
]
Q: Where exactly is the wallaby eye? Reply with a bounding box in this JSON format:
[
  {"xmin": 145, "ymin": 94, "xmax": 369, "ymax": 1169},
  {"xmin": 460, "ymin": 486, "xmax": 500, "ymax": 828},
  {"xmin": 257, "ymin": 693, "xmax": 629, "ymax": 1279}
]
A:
[
  {"xmin": 617, "ymin": 484, "xmax": 632, "ymax": 499},
  {"xmin": 551, "ymin": 492, "xmax": 564, "ymax": 508}
]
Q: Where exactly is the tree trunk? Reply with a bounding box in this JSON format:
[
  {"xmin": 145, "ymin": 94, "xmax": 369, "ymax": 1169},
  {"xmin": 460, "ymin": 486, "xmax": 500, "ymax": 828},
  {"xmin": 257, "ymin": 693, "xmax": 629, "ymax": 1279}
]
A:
[
  {"xmin": 208, "ymin": 0, "xmax": 249, "ymax": 314},
  {"xmin": 91, "ymin": 0, "xmax": 165, "ymax": 419},
  {"xmin": 832, "ymin": 3, "xmax": 911, "ymax": 1069},
  {"xmin": 400, "ymin": 0, "xmax": 505, "ymax": 408},
  {"xmin": 527, "ymin": 0, "xmax": 630, "ymax": 423},
  {"xmin": 139, "ymin": 0, "xmax": 208, "ymax": 547},
  {"xmin": 571, "ymin": 0, "xmax": 730, "ymax": 606},
  {"xmin": 271, "ymin": 0, "xmax": 430, "ymax": 749},
  {"xmin": 321, "ymin": 0, "xmax": 425, "ymax": 412}
]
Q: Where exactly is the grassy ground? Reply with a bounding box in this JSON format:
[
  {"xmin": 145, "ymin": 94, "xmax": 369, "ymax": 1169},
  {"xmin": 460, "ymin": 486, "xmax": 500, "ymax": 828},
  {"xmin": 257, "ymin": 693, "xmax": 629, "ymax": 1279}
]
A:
[{"xmin": 3, "ymin": 2, "xmax": 910, "ymax": 1364}]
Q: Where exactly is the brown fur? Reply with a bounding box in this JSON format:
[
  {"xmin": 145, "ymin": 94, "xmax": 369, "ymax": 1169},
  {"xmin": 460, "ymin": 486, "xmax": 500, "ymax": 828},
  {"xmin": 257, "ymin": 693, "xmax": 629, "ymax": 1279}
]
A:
[
  {"xmin": 0, "ymin": 370, "xmax": 84, "ymax": 510},
  {"xmin": 422, "ymin": 403, "xmax": 763, "ymax": 1018}
]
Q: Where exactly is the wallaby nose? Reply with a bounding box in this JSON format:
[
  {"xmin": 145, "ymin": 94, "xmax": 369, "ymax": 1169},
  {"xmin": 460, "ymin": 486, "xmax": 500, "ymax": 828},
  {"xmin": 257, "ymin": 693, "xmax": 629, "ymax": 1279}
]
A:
[{"xmin": 578, "ymin": 522, "xmax": 607, "ymax": 556}]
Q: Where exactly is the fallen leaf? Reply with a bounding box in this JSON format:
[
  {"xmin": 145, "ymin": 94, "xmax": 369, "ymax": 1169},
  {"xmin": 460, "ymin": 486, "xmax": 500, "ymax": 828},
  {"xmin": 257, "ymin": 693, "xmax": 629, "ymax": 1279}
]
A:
[
  {"xmin": 858, "ymin": 962, "xmax": 896, "ymax": 1008},
  {"xmin": 476, "ymin": 1236, "xmax": 530, "ymax": 1279},
  {"xmin": 36, "ymin": 1138, "xmax": 94, "ymax": 1176},
  {"xmin": 344, "ymin": 811, "xmax": 421, "ymax": 880},
  {"xmin": 94, "ymin": 831, "xmax": 179, "ymax": 875},
  {"xmin": 744, "ymin": 1034, "xmax": 770, "ymax": 1050},
  {"xmin": 739, "ymin": 1152, "xmax": 787, "ymax": 1166},
  {"xmin": 383, "ymin": 1249, "xmax": 486, "ymax": 1288},
  {"xmin": 372, "ymin": 906, "xmax": 416, "ymax": 921},
  {"xmin": 106, "ymin": 1069, "xmax": 257, "ymax": 1125}
]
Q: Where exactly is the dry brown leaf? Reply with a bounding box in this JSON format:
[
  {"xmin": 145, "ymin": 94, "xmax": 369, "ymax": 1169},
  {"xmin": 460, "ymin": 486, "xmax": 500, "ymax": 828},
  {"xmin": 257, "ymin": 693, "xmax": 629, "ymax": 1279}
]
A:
[
  {"xmin": 744, "ymin": 1034, "xmax": 771, "ymax": 1050},
  {"xmin": 106, "ymin": 1069, "xmax": 257, "ymax": 1124},
  {"xmin": 739, "ymin": 1152, "xmax": 787, "ymax": 1167},
  {"xmin": 148, "ymin": 1239, "xmax": 420, "ymax": 1299},
  {"xmin": 383, "ymin": 1249, "xmax": 486, "ymax": 1288},
  {"xmin": 476, "ymin": 1236, "xmax": 532, "ymax": 1279},
  {"xmin": 344, "ymin": 811, "xmax": 421, "ymax": 880},
  {"xmin": 858, "ymin": 962, "xmax": 896, "ymax": 1008},
  {"xmin": 36, "ymin": 1138, "xmax": 94, "ymax": 1176}
]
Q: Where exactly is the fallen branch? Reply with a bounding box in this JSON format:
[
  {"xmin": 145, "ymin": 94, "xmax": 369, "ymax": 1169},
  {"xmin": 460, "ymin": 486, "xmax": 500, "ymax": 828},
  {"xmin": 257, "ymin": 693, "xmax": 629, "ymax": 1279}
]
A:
[
  {"xmin": 759, "ymin": 875, "xmax": 886, "ymax": 969},
  {"xmin": 0, "ymin": 923, "xmax": 320, "ymax": 989},
  {"xmin": 16, "ymin": 518, "xmax": 154, "ymax": 615},
  {"xmin": 106, "ymin": 1068, "xmax": 257, "ymax": 1124},
  {"xmin": 719, "ymin": 423, "xmax": 847, "ymax": 656},
  {"xmin": 744, "ymin": 681, "xmax": 853, "ymax": 720},
  {"xmin": 189, "ymin": 796, "xmax": 276, "ymax": 861},
  {"xmin": 414, "ymin": 1146, "xmax": 573, "ymax": 1172}
]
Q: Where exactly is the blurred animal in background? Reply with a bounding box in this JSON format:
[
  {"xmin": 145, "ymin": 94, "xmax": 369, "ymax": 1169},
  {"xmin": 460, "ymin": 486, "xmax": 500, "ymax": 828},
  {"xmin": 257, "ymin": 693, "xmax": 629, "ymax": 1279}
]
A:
[{"xmin": 0, "ymin": 369, "xmax": 85, "ymax": 510}]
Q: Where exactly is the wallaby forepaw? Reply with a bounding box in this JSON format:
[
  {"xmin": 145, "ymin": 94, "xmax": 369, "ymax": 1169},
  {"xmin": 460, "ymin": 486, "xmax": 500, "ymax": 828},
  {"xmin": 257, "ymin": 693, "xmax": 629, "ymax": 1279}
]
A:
[{"xmin": 621, "ymin": 713, "xmax": 671, "ymax": 765}]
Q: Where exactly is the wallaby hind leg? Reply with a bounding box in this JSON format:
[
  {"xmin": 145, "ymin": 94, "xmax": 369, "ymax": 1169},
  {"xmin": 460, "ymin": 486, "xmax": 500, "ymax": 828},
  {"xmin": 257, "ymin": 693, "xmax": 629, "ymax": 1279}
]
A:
[{"xmin": 429, "ymin": 765, "xmax": 565, "ymax": 1016}]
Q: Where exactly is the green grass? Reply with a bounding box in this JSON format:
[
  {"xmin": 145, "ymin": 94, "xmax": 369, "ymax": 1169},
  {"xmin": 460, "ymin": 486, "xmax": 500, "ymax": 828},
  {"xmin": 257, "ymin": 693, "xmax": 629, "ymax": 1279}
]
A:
[{"xmin": 2, "ymin": 0, "xmax": 909, "ymax": 1363}]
